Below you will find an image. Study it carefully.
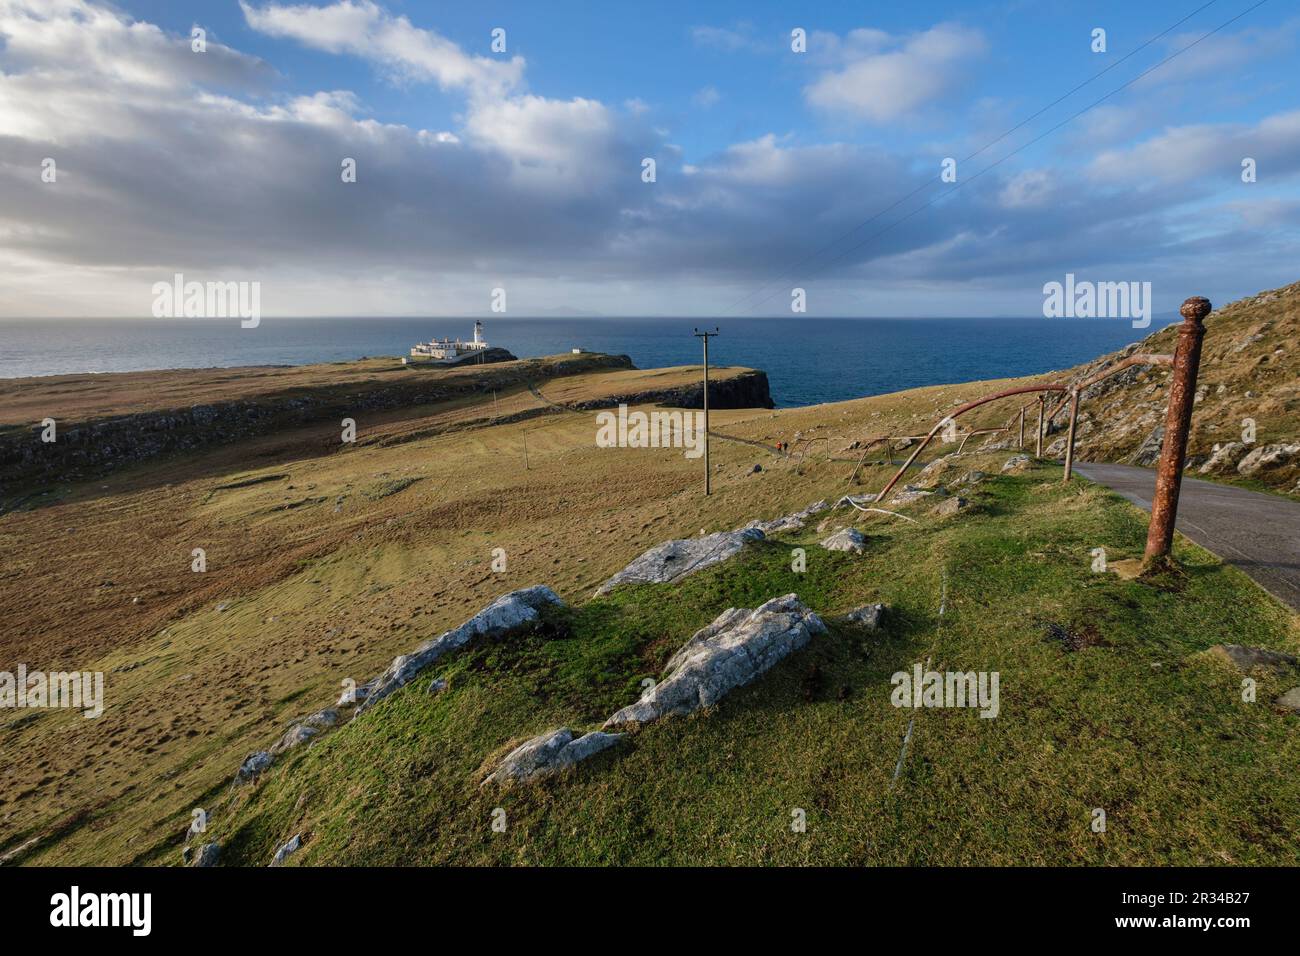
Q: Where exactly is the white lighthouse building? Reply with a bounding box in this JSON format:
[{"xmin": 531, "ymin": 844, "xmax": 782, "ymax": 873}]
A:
[{"xmin": 410, "ymin": 321, "xmax": 491, "ymax": 363}]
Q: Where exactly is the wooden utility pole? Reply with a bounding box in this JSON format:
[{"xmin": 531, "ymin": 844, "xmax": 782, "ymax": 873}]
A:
[
  {"xmin": 1035, "ymin": 396, "xmax": 1045, "ymax": 458},
  {"xmin": 694, "ymin": 327, "xmax": 719, "ymax": 495},
  {"xmin": 1143, "ymin": 296, "xmax": 1210, "ymax": 570}
]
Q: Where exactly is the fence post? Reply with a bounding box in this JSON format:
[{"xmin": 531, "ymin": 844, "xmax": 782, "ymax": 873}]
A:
[
  {"xmin": 1035, "ymin": 396, "xmax": 1044, "ymax": 458},
  {"xmin": 1143, "ymin": 296, "xmax": 1210, "ymax": 570},
  {"xmin": 1062, "ymin": 389, "xmax": 1080, "ymax": 481},
  {"xmin": 1018, "ymin": 407, "xmax": 1025, "ymax": 450}
]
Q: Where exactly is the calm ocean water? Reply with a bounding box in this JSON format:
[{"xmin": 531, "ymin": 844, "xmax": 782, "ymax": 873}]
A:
[{"xmin": 0, "ymin": 317, "xmax": 1162, "ymax": 408}]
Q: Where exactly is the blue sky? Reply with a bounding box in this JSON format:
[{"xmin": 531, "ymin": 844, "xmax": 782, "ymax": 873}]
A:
[{"xmin": 1, "ymin": 0, "xmax": 1297, "ymax": 317}]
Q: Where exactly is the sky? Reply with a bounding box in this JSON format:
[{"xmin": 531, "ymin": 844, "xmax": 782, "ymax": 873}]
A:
[{"xmin": 0, "ymin": 0, "xmax": 1297, "ymax": 318}]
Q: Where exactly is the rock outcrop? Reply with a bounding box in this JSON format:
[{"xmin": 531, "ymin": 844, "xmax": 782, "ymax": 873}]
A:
[
  {"xmin": 482, "ymin": 727, "xmax": 624, "ymax": 785},
  {"xmin": 1237, "ymin": 443, "xmax": 1299, "ymax": 476},
  {"xmin": 595, "ymin": 529, "xmax": 764, "ymax": 596},
  {"xmin": 820, "ymin": 527, "xmax": 867, "ymax": 554},
  {"xmin": 270, "ymin": 834, "xmax": 302, "ymax": 866},
  {"xmin": 841, "ymin": 603, "xmax": 886, "ymax": 630},
  {"xmin": 1200, "ymin": 441, "xmax": 1247, "ymax": 474},
  {"xmin": 744, "ymin": 500, "xmax": 829, "ymax": 535},
  {"xmin": 931, "ymin": 496, "xmax": 970, "ymax": 517},
  {"xmin": 356, "ymin": 585, "xmax": 563, "ymax": 713},
  {"xmin": 603, "ymin": 594, "xmax": 826, "ymax": 729}
]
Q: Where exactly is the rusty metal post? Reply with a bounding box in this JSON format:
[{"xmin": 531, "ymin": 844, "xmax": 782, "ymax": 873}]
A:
[
  {"xmin": 1062, "ymin": 389, "xmax": 1080, "ymax": 481},
  {"xmin": 1143, "ymin": 297, "xmax": 1210, "ymax": 568},
  {"xmin": 1018, "ymin": 407, "xmax": 1025, "ymax": 450},
  {"xmin": 1035, "ymin": 396, "xmax": 1044, "ymax": 458}
]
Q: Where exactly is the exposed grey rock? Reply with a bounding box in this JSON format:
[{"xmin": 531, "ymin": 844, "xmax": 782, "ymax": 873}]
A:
[
  {"xmin": 271, "ymin": 724, "xmax": 318, "ymax": 755},
  {"xmin": 1276, "ymin": 687, "xmax": 1300, "ymax": 712},
  {"xmin": 595, "ymin": 529, "xmax": 763, "ymax": 596},
  {"xmin": 747, "ymin": 499, "xmax": 832, "ymax": 534},
  {"xmin": 236, "ymin": 751, "xmax": 273, "ymax": 783},
  {"xmin": 1199, "ymin": 441, "xmax": 1247, "ymax": 474},
  {"xmin": 841, "ymin": 603, "xmax": 885, "ymax": 630},
  {"xmin": 1132, "ymin": 426, "xmax": 1165, "ymax": 466},
  {"xmin": 931, "ymin": 496, "xmax": 970, "ymax": 517},
  {"xmin": 820, "ymin": 527, "xmax": 867, "ymax": 554},
  {"xmin": 301, "ymin": 708, "xmax": 339, "ymax": 729},
  {"xmin": 193, "ymin": 843, "xmax": 221, "ymax": 867},
  {"xmin": 1206, "ymin": 644, "xmax": 1298, "ymax": 673},
  {"xmin": 603, "ymin": 594, "xmax": 826, "ymax": 729},
  {"xmin": 428, "ymin": 677, "xmax": 448, "ymax": 696},
  {"xmin": 1002, "ymin": 455, "xmax": 1032, "ymax": 472},
  {"xmin": 1237, "ymin": 443, "xmax": 1300, "ymax": 477},
  {"xmin": 891, "ymin": 485, "xmax": 934, "ymax": 504},
  {"xmin": 483, "ymin": 727, "xmax": 624, "ymax": 785},
  {"xmin": 1045, "ymin": 437, "xmax": 1068, "ymax": 458},
  {"xmin": 955, "ymin": 470, "xmax": 987, "ymax": 485},
  {"xmin": 358, "ymin": 585, "xmax": 563, "ymax": 713},
  {"xmin": 270, "ymin": 834, "xmax": 302, "ymax": 866},
  {"xmin": 337, "ymin": 679, "xmax": 378, "ymax": 709}
]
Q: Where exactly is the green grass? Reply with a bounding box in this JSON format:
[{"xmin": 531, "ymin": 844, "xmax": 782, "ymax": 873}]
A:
[{"xmin": 203, "ymin": 461, "xmax": 1300, "ymax": 866}]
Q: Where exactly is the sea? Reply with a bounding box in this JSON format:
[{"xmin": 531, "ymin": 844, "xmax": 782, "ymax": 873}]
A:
[{"xmin": 0, "ymin": 317, "xmax": 1162, "ymax": 408}]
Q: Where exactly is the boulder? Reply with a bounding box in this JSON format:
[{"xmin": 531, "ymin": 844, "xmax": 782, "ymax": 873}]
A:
[
  {"xmin": 357, "ymin": 585, "xmax": 563, "ymax": 713},
  {"xmin": 955, "ymin": 470, "xmax": 987, "ymax": 486},
  {"xmin": 271, "ymin": 724, "xmax": 318, "ymax": 755},
  {"xmin": 603, "ymin": 594, "xmax": 827, "ymax": 729},
  {"xmin": 427, "ymin": 677, "xmax": 448, "ymax": 696},
  {"xmin": 301, "ymin": 708, "xmax": 339, "ymax": 729},
  {"xmin": 1206, "ymin": 644, "xmax": 1298, "ymax": 673},
  {"xmin": 931, "ymin": 496, "xmax": 970, "ymax": 518},
  {"xmin": 1002, "ymin": 455, "xmax": 1032, "ymax": 473},
  {"xmin": 835, "ymin": 493, "xmax": 876, "ymax": 509},
  {"xmin": 841, "ymin": 603, "xmax": 885, "ymax": 630},
  {"xmin": 192, "ymin": 843, "xmax": 221, "ymax": 867},
  {"xmin": 270, "ymin": 834, "xmax": 302, "ymax": 866},
  {"xmin": 482, "ymin": 727, "xmax": 624, "ymax": 785},
  {"xmin": 1276, "ymin": 687, "xmax": 1300, "ymax": 713},
  {"xmin": 595, "ymin": 529, "xmax": 763, "ymax": 596},
  {"xmin": 236, "ymin": 750, "xmax": 273, "ymax": 783},
  {"xmin": 1199, "ymin": 442, "xmax": 1246, "ymax": 474},
  {"xmin": 891, "ymin": 485, "xmax": 934, "ymax": 504},
  {"xmin": 820, "ymin": 527, "xmax": 867, "ymax": 554},
  {"xmin": 1237, "ymin": 443, "xmax": 1300, "ymax": 477}
]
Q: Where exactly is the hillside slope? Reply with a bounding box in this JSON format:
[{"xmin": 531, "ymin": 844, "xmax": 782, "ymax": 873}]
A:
[{"xmin": 1034, "ymin": 281, "xmax": 1300, "ymax": 495}]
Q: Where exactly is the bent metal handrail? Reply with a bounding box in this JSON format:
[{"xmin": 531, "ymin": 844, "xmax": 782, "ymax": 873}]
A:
[{"xmin": 876, "ymin": 352, "xmax": 1176, "ymax": 504}]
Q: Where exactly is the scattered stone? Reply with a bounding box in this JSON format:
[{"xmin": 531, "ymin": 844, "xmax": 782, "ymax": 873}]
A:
[
  {"xmin": 744, "ymin": 501, "xmax": 827, "ymax": 535},
  {"xmin": 595, "ymin": 529, "xmax": 763, "ymax": 596},
  {"xmin": 1199, "ymin": 441, "xmax": 1247, "ymax": 474},
  {"xmin": 890, "ymin": 485, "xmax": 934, "ymax": 504},
  {"xmin": 270, "ymin": 834, "xmax": 302, "ymax": 866},
  {"xmin": 955, "ymin": 470, "xmax": 987, "ymax": 486},
  {"xmin": 931, "ymin": 496, "xmax": 970, "ymax": 517},
  {"xmin": 192, "ymin": 843, "xmax": 221, "ymax": 867},
  {"xmin": 841, "ymin": 603, "xmax": 885, "ymax": 630},
  {"xmin": 1206, "ymin": 644, "xmax": 1298, "ymax": 673},
  {"xmin": 482, "ymin": 727, "xmax": 624, "ymax": 785},
  {"xmin": 428, "ymin": 677, "xmax": 448, "ymax": 696},
  {"xmin": 1002, "ymin": 455, "xmax": 1032, "ymax": 472},
  {"xmin": 236, "ymin": 751, "xmax": 273, "ymax": 783},
  {"xmin": 603, "ymin": 594, "xmax": 827, "ymax": 729},
  {"xmin": 751, "ymin": 464, "xmax": 762, "ymax": 473},
  {"xmin": 820, "ymin": 527, "xmax": 867, "ymax": 554},
  {"xmin": 358, "ymin": 585, "xmax": 563, "ymax": 712},
  {"xmin": 1236, "ymin": 443, "xmax": 1299, "ymax": 477}
]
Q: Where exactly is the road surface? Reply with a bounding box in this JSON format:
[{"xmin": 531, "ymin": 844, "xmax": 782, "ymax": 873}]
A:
[{"xmin": 1073, "ymin": 462, "xmax": 1300, "ymax": 611}]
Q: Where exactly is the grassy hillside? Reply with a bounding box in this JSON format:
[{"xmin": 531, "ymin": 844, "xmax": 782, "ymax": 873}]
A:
[{"xmin": 205, "ymin": 453, "xmax": 1299, "ymax": 866}]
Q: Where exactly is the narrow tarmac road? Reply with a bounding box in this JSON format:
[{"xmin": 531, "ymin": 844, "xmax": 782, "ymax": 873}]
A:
[{"xmin": 1074, "ymin": 462, "xmax": 1300, "ymax": 611}]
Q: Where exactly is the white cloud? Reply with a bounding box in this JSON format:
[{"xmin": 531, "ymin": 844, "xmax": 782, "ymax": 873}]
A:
[
  {"xmin": 240, "ymin": 0, "xmax": 523, "ymax": 99},
  {"xmin": 692, "ymin": 86, "xmax": 721, "ymax": 109},
  {"xmin": 804, "ymin": 23, "xmax": 987, "ymax": 123}
]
